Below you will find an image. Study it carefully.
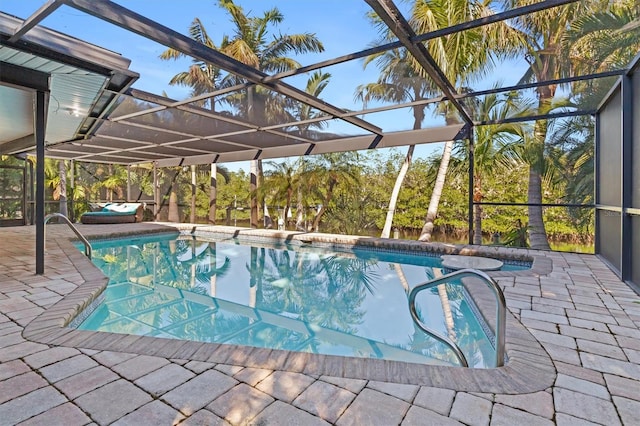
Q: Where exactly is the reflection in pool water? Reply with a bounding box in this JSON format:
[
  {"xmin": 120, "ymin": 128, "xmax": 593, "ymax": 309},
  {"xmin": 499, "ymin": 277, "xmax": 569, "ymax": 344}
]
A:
[{"xmin": 77, "ymin": 233, "xmax": 522, "ymax": 367}]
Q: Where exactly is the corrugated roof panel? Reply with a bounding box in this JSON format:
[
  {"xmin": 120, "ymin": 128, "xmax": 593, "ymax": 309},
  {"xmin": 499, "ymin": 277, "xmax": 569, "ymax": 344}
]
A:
[
  {"xmin": 46, "ymin": 73, "xmax": 107, "ymax": 143},
  {"xmin": 19, "ymin": 55, "xmax": 51, "ymax": 69},
  {"xmin": 2, "ymin": 50, "xmax": 35, "ymax": 66},
  {"xmin": 0, "ymin": 85, "xmax": 32, "ymax": 145},
  {"xmin": 35, "ymin": 61, "xmax": 68, "ymax": 73},
  {"xmin": 48, "ymin": 64, "xmax": 81, "ymax": 74},
  {"xmin": 0, "ymin": 46, "xmax": 18, "ymax": 61}
]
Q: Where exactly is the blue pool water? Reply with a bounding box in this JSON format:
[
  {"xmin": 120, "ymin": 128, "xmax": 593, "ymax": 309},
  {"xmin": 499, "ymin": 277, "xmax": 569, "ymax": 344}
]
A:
[{"xmin": 76, "ymin": 233, "xmax": 525, "ymax": 367}]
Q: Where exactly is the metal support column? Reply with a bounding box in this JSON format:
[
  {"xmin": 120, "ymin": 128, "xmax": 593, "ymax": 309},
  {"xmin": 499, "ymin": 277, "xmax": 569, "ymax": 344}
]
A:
[
  {"xmin": 26, "ymin": 158, "xmax": 35, "ymax": 225},
  {"xmin": 35, "ymin": 90, "xmax": 47, "ymax": 275},
  {"xmin": 621, "ymin": 75, "xmax": 632, "ymax": 281},
  {"xmin": 190, "ymin": 164, "xmax": 196, "ymax": 224},
  {"xmin": 153, "ymin": 162, "xmax": 158, "ymax": 219},
  {"xmin": 468, "ymin": 126, "xmax": 475, "ymax": 245},
  {"xmin": 127, "ymin": 165, "xmax": 131, "ymax": 202},
  {"xmin": 594, "ymin": 113, "xmax": 601, "ymax": 255},
  {"xmin": 210, "ymin": 163, "xmax": 217, "ymax": 225},
  {"xmin": 69, "ymin": 159, "xmax": 75, "ymax": 222}
]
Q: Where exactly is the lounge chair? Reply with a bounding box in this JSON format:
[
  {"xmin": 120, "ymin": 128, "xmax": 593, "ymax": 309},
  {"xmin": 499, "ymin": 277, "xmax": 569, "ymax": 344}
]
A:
[{"xmin": 80, "ymin": 203, "xmax": 144, "ymax": 224}]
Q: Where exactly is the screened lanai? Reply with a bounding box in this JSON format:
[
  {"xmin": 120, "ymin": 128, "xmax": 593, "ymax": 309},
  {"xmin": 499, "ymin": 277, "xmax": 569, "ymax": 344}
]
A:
[{"xmin": 0, "ymin": 0, "xmax": 638, "ymax": 288}]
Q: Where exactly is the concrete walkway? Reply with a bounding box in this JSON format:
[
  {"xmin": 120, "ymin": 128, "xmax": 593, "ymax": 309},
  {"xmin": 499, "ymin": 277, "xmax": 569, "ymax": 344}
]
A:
[{"xmin": 1, "ymin": 224, "xmax": 639, "ymax": 425}]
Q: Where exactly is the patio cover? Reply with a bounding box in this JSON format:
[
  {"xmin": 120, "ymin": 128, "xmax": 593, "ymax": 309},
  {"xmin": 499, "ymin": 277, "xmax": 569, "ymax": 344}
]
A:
[
  {"xmin": 0, "ymin": 0, "xmax": 625, "ymax": 167},
  {"xmin": 0, "ymin": 0, "xmax": 480, "ymax": 166}
]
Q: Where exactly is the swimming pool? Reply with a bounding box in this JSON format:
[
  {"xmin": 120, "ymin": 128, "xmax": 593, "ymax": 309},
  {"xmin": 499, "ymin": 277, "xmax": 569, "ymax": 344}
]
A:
[{"xmin": 75, "ymin": 233, "xmax": 521, "ymax": 368}]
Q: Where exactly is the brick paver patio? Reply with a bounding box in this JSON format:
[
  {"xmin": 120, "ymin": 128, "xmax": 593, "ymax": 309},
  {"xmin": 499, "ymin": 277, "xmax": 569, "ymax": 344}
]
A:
[{"xmin": 1, "ymin": 223, "xmax": 638, "ymax": 425}]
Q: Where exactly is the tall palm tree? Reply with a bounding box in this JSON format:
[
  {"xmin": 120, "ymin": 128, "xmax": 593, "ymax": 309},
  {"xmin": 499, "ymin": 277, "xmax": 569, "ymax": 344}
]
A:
[
  {"xmin": 412, "ymin": 0, "xmax": 522, "ymax": 242},
  {"xmin": 159, "ymin": 18, "xmax": 224, "ymax": 111},
  {"xmin": 207, "ymin": 164, "xmax": 230, "ymax": 224},
  {"xmin": 161, "ymin": 0, "xmax": 324, "ymax": 228},
  {"xmin": 285, "ymin": 71, "xmax": 332, "ymax": 231},
  {"xmin": 556, "ymin": 0, "xmax": 640, "ymax": 241},
  {"xmin": 362, "ymin": 0, "xmax": 519, "ymax": 242},
  {"xmin": 289, "ymin": 70, "xmax": 332, "ymax": 138},
  {"xmin": 355, "ymin": 48, "xmax": 432, "ymax": 238},
  {"xmin": 503, "ymin": 0, "xmax": 615, "ymax": 249},
  {"xmin": 449, "ymin": 90, "xmax": 531, "ymax": 244}
]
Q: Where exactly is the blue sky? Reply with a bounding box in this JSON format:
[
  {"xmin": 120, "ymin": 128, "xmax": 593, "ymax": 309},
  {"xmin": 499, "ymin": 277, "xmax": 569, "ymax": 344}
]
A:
[{"xmin": 3, "ymin": 1, "xmax": 532, "ymax": 172}]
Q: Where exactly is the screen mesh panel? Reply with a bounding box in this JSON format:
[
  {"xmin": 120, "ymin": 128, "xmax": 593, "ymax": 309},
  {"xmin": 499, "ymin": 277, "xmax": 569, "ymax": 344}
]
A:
[
  {"xmin": 632, "ymin": 215, "xmax": 640, "ymax": 286},
  {"xmin": 598, "ymin": 87, "xmax": 622, "ymax": 207},
  {"xmin": 633, "ymin": 73, "xmax": 640, "ymax": 209},
  {"xmin": 597, "ymin": 210, "xmax": 621, "ymax": 274}
]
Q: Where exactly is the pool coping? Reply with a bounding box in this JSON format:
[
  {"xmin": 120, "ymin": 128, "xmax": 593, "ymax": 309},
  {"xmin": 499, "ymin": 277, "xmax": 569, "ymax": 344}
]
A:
[{"xmin": 22, "ymin": 223, "xmax": 556, "ymax": 394}]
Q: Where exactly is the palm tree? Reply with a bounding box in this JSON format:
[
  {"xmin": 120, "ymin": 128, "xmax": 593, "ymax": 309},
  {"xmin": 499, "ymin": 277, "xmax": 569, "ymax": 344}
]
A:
[
  {"xmin": 289, "ymin": 70, "xmax": 332, "ymax": 138},
  {"xmin": 502, "ymin": 0, "xmax": 622, "ymax": 249},
  {"xmin": 262, "ymin": 160, "xmax": 297, "ymax": 230},
  {"xmin": 555, "ymin": 0, "xmax": 640, "ymax": 242},
  {"xmin": 449, "ymin": 90, "xmax": 531, "ymax": 244},
  {"xmin": 564, "ymin": 1, "xmax": 640, "ymax": 79},
  {"xmin": 362, "ymin": 0, "xmax": 519, "ymax": 242},
  {"xmin": 207, "ymin": 163, "xmax": 230, "ymax": 224},
  {"xmin": 355, "ymin": 48, "xmax": 432, "ymax": 238},
  {"xmin": 281, "ymin": 71, "xmax": 333, "ymax": 231},
  {"xmin": 161, "ymin": 0, "xmax": 324, "ymax": 228},
  {"xmin": 412, "ymin": 0, "xmax": 523, "ymax": 242},
  {"xmin": 159, "ymin": 18, "xmax": 224, "ymax": 111},
  {"xmin": 307, "ymin": 152, "xmax": 361, "ymax": 232},
  {"xmin": 98, "ymin": 164, "xmax": 127, "ymax": 202},
  {"xmin": 43, "ymin": 159, "xmax": 65, "ymax": 215}
]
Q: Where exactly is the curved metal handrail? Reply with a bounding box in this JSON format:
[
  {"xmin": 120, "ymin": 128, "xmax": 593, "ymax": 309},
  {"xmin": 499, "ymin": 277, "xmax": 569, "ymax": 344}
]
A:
[
  {"xmin": 408, "ymin": 268, "xmax": 506, "ymax": 368},
  {"xmin": 44, "ymin": 213, "xmax": 92, "ymax": 259}
]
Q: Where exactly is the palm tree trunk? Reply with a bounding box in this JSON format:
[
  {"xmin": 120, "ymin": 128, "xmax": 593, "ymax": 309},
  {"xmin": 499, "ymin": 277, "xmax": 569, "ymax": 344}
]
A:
[
  {"xmin": 433, "ymin": 268, "xmax": 456, "ymax": 342},
  {"xmin": 209, "ymin": 242, "xmax": 217, "ymax": 297},
  {"xmin": 248, "ymin": 84, "xmax": 260, "ymax": 229},
  {"xmin": 209, "ymin": 163, "xmax": 217, "ymax": 224},
  {"xmin": 311, "ymin": 179, "xmax": 336, "ymax": 232},
  {"xmin": 190, "ymin": 165, "xmax": 196, "ymax": 224},
  {"xmin": 168, "ymin": 170, "xmax": 180, "ymax": 222},
  {"xmin": 473, "ymin": 175, "xmax": 483, "ymax": 244},
  {"xmin": 527, "ymin": 168, "xmax": 550, "ymax": 249},
  {"xmin": 258, "ymin": 159, "xmax": 265, "ymax": 224},
  {"xmin": 58, "ymin": 160, "xmax": 68, "ymax": 217},
  {"xmin": 107, "ymin": 164, "xmax": 113, "ymax": 202},
  {"xmin": 381, "ymin": 145, "xmax": 414, "ymax": 238},
  {"xmin": 263, "ymin": 204, "xmax": 273, "ymax": 228},
  {"xmin": 295, "ymin": 189, "xmax": 305, "ymax": 231},
  {"xmin": 473, "ymin": 204, "xmax": 483, "ymax": 245},
  {"xmin": 527, "ymin": 117, "xmax": 551, "ymax": 250},
  {"xmin": 419, "ymin": 140, "xmax": 454, "ymax": 242},
  {"xmin": 393, "ymin": 263, "xmax": 410, "ymax": 294},
  {"xmin": 284, "ymin": 187, "xmax": 293, "ymax": 230}
]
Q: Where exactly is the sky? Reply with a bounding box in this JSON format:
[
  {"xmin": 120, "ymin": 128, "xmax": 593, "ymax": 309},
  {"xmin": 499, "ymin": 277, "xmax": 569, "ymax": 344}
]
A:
[{"xmin": 2, "ymin": 0, "xmax": 532, "ymax": 172}]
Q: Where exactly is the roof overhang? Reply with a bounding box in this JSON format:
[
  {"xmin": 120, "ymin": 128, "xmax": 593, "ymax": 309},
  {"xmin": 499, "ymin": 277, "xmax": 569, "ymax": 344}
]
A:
[{"xmin": 0, "ymin": 10, "xmax": 139, "ymax": 156}]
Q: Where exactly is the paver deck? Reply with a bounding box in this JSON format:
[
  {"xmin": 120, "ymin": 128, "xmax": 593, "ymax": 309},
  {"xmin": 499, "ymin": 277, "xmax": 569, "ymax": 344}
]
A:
[{"xmin": 0, "ymin": 223, "xmax": 639, "ymax": 425}]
